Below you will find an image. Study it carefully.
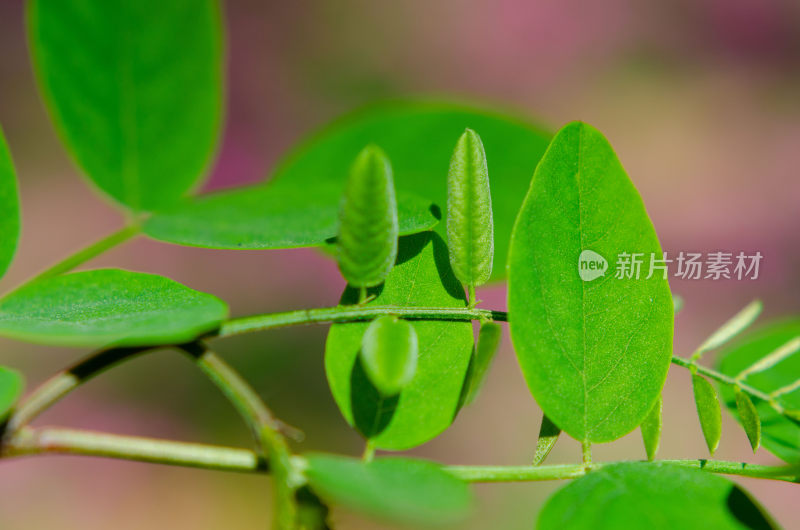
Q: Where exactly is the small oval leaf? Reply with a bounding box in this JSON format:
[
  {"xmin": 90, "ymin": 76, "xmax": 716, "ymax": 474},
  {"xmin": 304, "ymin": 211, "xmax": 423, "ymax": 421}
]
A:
[
  {"xmin": 717, "ymin": 319, "xmax": 800, "ymax": 463},
  {"xmin": 640, "ymin": 395, "xmax": 662, "ymax": 461},
  {"xmin": 0, "ymin": 269, "xmax": 228, "ymax": 347},
  {"xmin": 446, "ymin": 128, "xmax": 494, "ymax": 289},
  {"xmin": 28, "ymin": 0, "xmax": 223, "ymax": 211},
  {"xmin": 735, "ymin": 388, "xmax": 762, "ymax": 453},
  {"xmin": 0, "ymin": 366, "xmax": 24, "ymax": 421},
  {"xmin": 692, "ymin": 374, "xmax": 722, "ymax": 455},
  {"xmin": 360, "ymin": 316, "xmax": 418, "ymax": 396},
  {"xmin": 337, "ymin": 145, "xmax": 399, "ymax": 288},
  {"xmin": 508, "ymin": 121, "xmax": 673, "ymax": 443},
  {"xmin": 0, "ymin": 127, "xmax": 20, "ymax": 281},
  {"xmin": 460, "ymin": 321, "xmax": 502, "ymax": 407},
  {"xmin": 304, "ymin": 454, "xmax": 472, "ymax": 526},
  {"xmin": 538, "ymin": 462, "xmax": 776, "ymax": 530}
]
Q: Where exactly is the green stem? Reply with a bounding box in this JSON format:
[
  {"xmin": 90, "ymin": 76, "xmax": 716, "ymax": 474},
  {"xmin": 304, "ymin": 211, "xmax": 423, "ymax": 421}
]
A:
[
  {"xmin": 467, "ymin": 284, "xmax": 477, "ymax": 309},
  {"xmin": 15, "ymin": 225, "xmax": 139, "ymax": 288},
  {"xmin": 216, "ymin": 306, "xmax": 506, "ymax": 338}
]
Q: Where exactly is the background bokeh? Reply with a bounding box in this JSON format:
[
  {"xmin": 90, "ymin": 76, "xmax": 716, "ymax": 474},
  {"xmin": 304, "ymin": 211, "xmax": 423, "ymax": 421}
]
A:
[{"xmin": 1, "ymin": 0, "xmax": 799, "ymax": 528}]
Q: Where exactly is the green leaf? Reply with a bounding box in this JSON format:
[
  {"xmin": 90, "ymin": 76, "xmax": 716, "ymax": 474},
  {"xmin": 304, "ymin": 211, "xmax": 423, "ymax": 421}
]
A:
[
  {"xmin": 735, "ymin": 388, "xmax": 761, "ymax": 453},
  {"xmin": 532, "ymin": 414, "xmax": 561, "ymax": 466},
  {"xmin": 27, "ymin": 0, "xmax": 222, "ymax": 211},
  {"xmin": 268, "ymin": 101, "xmax": 551, "ymax": 281},
  {"xmin": 360, "ymin": 316, "xmax": 418, "ymax": 396},
  {"xmin": 718, "ymin": 320, "xmax": 800, "ymax": 463},
  {"xmin": 460, "ymin": 321, "xmax": 502, "ymax": 407},
  {"xmin": 337, "ymin": 145, "xmax": 398, "ymax": 288},
  {"xmin": 538, "ymin": 462, "xmax": 776, "ymax": 530},
  {"xmin": 304, "ymin": 454, "xmax": 472, "ymax": 526},
  {"xmin": 325, "ymin": 232, "xmax": 473, "ymax": 450},
  {"xmin": 693, "ymin": 374, "xmax": 722, "ymax": 455},
  {"xmin": 507, "ymin": 121, "xmax": 673, "ymax": 444},
  {"xmin": 0, "ymin": 366, "xmax": 24, "ymax": 421},
  {"xmin": 0, "ymin": 127, "xmax": 20, "ymax": 280},
  {"xmin": 695, "ymin": 300, "xmax": 763, "ymax": 358},
  {"xmin": 673, "ymin": 294, "xmax": 684, "ymax": 314},
  {"xmin": 446, "ymin": 128, "xmax": 494, "ymax": 289},
  {"xmin": 0, "ymin": 269, "xmax": 228, "ymax": 347},
  {"xmin": 142, "ymin": 183, "xmax": 438, "ymax": 250},
  {"xmin": 640, "ymin": 395, "xmax": 662, "ymax": 461}
]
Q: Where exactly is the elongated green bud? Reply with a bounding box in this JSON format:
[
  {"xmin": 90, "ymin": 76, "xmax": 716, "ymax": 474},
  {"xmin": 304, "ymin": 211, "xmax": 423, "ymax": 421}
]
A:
[
  {"xmin": 360, "ymin": 316, "xmax": 418, "ymax": 396},
  {"xmin": 446, "ymin": 129, "xmax": 494, "ymax": 295},
  {"xmin": 337, "ymin": 145, "xmax": 399, "ymax": 288}
]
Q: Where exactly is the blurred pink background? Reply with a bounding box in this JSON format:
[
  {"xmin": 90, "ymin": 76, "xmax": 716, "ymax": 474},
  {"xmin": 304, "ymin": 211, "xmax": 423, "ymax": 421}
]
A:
[{"xmin": 1, "ymin": 0, "xmax": 799, "ymax": 528}]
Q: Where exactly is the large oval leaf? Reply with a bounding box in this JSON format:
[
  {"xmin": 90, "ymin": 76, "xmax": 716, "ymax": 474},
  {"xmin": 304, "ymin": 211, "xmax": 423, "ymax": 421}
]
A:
[
  {"xmin": 718, "ymin": 319, "xmax": 800, "ymax": 463},
  {"xmin": 0, "ymin": 269, "xmax": 228, "ymax": 347},
  {"xmin": 0, "ymin": 127, "xmax": 20, "ymax": 280},
  {"xmin": 0, "ymin": 366, "xmax": 24, "ymax": 421},
  {"xmin": 508, "ymin": 122, "xmax": 673, "ymax": 443},
  {"xmin": 142, "ymin": 183, "xmax": 438, "ymax": 249},
  {"xmin": 304, "ymin": 454, "xmax": 472, "ymax": 526},
  {"xmin": 268, "ymin": 101, "xmax": 551, "ymax": 280},
  {"xmin": 538, "ymin": 462, "xmax": 776, "ymax": 529},
  {"xmin": 28, "ymin": 0, "xmax": 223, "ymax": 211},
  {"xmin": 325, "ymin": 232, "xmax": 473, "ymax": 450}
]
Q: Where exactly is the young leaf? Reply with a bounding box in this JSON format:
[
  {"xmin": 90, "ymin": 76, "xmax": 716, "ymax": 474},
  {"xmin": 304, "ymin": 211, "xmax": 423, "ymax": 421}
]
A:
[
  {"xmin": 142, "ymin": 183, "xmax": 438, "ymax": 250},
  {"xmin": 360, "ymin": 316, "xmax": 418, "ymax": 396},
  {"xmin": 735, "ymin": 388, "xmax": 761, "ymax": 452},
  {"xmin": 446, "ymin": 129, "xmax": 494, "ymax": 291},
  {"xmin": 694, "ymin": 300, "xmax": 763, "ymax": 359},
  {"xmin": 304, "ymin": 454, "xmax": 472, "ymax": 526},
  {"xmin": 461, "ymin": 321, "xmax": 502, "ymax": 407},
  {"xmin": 267, "ymin": 101, "xmax": 551, "ymax": 280},
  {"xmin": 0, "ymin": 366, "xmax": 24, "ymax": 421},
  {"xmin": 0, "ymin": 269, "xmax": 228, "ymax": 347},
  {"xmin": 0, "ymin": 127, "xmax": 20, "ymax": 280},
  {"xmin": 640, "ymin": 395, "xmax": 662, "ymax": 461},
  {"xmin": 735, "ymin": 336, "xmax": 800, "ymax": 381},
  {"xmin": 532, "ymin": 414, "xmax": 561, "ymax": 466},
  {"xmin": 538, "ymin": 462, "xmax": 777, "ymax": 530},
  {"xmin": 717, "ymin": 319, "xmax": 800, "ymax": 463},
  {"xmin": 27, "ymin": 0, "xmax": 223, "ymax": 211},
  {"xmin": 337, "ymin": 145, "xmax": 399, "ymax": 288},
  {"xmin": 507, "ymin": 121, "xmax": 673, "ymax": 444},
  {"xmin": 692, "ymin": 375, "xmax": 722, "ymax": 455},
  {"xmin": 325, "ymin": 232, "xmax": 473, "ymax": 450}
]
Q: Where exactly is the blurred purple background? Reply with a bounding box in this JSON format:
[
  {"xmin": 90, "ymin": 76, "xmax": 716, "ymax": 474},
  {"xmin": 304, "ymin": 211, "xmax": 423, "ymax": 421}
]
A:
[{"xmin": 1, "ymin": 0, "xmax": 799, "ymax": 528}]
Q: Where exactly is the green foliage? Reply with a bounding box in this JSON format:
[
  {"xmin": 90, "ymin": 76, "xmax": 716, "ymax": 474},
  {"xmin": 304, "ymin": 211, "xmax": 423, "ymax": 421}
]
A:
[
  {"xmin": 446, "ymin": 128, "xmax": 494, "ymax": 290},
  {"xmin": 695, "ymin": 300, "xmax": 763, "ymax": 359},
  {"xmin": 507, "ymin": 121, "xmax": 673, "ymax": 444},
  {"xmin": 0, "ymin": 127, "xmax": 20, "ymax": 280},
  {"xmin": 460, "ymin": 321, "xmax": 502, "ymax": 407},
  {"xmin": 325, "ymin": 233, "xmax": 473, "ymax": 450},
  {"xmin": 0, "ymin": 269, "xmax": 228, "ymax": 347},
  {"xmin": 693, "ymin": 374, "xmax": 723, "ymax": 455},
  {"xmin": 267, "ymin": 101, "xmax": 551, "ymax": 280},
  {"xmin": 735, "ymin": 388, "xmax": 761, "ymax": 452},
  {"xmin": 27, "ymin": 0, "xmax": 222, "ymax": 211},
  {"xmin": 304, "ymin": 454, "xmax": 472, "ymax": 526},
  {"xmin": 142, "ymin": 183, "xmax": 438, "ymax": 249},
  {"xmin": 538, "ymin": 462, "xmax": 775, "ymax": 530},
  {"xmin": 360, "ymin": 316, "xmax": 418, "ymax": 396},
  {"xmin": 0, "ymin": 366, "xmax": 23, "ymax": 421},
  {"xmin": 532, "ymin": 414, "xmax": 561, "ymax": 466},
  {"xmin": 336, "ymin": 145, "xmax": 399, "ymax": 288},
  {"xmin": 718, "ymin": 319, "xmax": 800, "ymax": 463},
  {"xmin": 640, "ymin": 395, "xmax": 662, "ymax": 461}
]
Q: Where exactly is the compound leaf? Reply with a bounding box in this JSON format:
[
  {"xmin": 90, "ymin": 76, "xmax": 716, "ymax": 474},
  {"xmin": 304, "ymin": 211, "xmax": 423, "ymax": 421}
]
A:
[
  {"xmin": 267, "ymin": 101, "xmax": 551, "ymax": 280},
  {"xmin": 325, "ymin": 232, "xmax": 473, "ymax": 450},
  {"xmin": 0, "ymin": 127, "xmax": 20, "ymax": 280},
  {"xmin": 0, "ymin": 269, "xmax": 228, "ymax": 347},
  {"xmin": 693, "ymin": 374, "xmax": 722, "ymax": 455},
  {"xmin": 508, "ymin": 121, "xmax": 673, "ymax": 443},
  {"xmin": 717, "ymin": 319, "xmax": 800, "ymax": 463},
  {"xmin": 28, "ymin": 0, "xmax": 223, "ymax": 211},
  {"xmin": 640, "ymin": 395, "xmax": 662, "ymax": 461},
  {"xmin": 538, "ymin": 462, "xmax": 776, "ymax": 530},
  {"xmin": 446, "ymin": 128, "xmax": 494, "ymax": 288},
  {"xmin": 0, "ymin": 366, "xmax": 23, "ymax": 421},
  {"xmin": 304, "ymin": 454, "xmax": 472, "ymax": 526}
]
